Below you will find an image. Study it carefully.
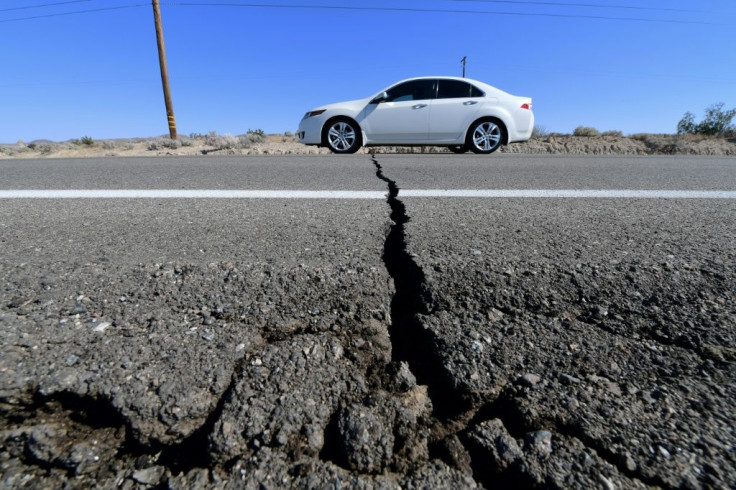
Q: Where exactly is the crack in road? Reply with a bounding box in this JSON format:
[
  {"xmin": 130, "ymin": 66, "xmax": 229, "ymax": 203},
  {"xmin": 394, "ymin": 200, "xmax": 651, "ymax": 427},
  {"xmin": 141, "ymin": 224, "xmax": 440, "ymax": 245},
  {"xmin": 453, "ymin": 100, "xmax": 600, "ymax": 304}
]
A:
[
  {"xmin": 369, "ymin": 154, "xmax": 672, "ymax": 488},
  {"xmin": 2, "ymin": 156, "xmax": 733, "ymax": 488},
  {"xmin": 371, "ymin": 154, "xmax": 525, "ymax": 487}
]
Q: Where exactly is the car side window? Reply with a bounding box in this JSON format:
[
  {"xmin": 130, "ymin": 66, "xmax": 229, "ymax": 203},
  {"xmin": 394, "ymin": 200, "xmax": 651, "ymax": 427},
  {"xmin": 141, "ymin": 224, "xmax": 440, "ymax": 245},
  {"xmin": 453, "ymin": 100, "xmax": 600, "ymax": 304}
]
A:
[
  {"xmin": 437, "ymin": 80, "xmax": 485, "ymax": 99},
  {"xmin": 385, "ymin": 80, "xmax": 436, "ymax": 102}
]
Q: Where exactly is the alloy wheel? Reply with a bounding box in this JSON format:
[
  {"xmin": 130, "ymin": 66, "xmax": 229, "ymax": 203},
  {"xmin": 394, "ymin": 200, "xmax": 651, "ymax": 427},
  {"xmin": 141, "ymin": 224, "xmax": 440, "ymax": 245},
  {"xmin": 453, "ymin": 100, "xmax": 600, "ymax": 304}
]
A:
[
  {"xmin": 472, "ymin": 122, "xmax": 502, "ymax": 153},
  {"xmin": 327, "ymin": 121, "xmax": 357, "ymax": 152}
]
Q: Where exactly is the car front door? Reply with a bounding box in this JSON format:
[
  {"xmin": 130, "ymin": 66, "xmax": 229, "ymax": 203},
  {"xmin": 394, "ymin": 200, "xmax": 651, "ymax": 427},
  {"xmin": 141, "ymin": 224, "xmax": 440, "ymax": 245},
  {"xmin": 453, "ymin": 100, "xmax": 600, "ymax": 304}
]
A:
[
  {"xmin": 429, "ymin": 80, "xmax": 484, "ymax": 142},
  {"xmin": 362, "ymin": 79, "xmax": 435, "ymax": 143}
]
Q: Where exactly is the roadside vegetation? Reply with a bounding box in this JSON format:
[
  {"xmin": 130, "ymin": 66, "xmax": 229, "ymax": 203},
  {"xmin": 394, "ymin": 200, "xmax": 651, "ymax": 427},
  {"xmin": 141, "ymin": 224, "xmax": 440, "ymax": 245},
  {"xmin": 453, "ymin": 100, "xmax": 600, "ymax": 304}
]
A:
[
  {"xmin": 677, "ymin": 103, "xmax": 736, "ymax": 137},
  {"xmin": 2, "ymin": 109, "xmax": 735, "ymax": 158}
]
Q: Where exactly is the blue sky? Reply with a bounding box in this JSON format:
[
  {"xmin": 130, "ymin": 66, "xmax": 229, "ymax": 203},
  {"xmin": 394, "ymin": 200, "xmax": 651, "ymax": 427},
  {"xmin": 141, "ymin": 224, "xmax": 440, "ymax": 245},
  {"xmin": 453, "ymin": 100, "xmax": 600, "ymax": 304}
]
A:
[{"xmin": 1, "ymin": 0, "xmax": 735, "ymax": 142}]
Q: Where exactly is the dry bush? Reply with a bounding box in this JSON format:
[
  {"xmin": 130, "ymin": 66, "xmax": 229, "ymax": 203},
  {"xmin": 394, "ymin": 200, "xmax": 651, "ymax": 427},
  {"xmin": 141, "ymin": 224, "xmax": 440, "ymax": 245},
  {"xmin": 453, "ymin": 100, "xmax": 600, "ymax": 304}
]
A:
[
  {"xmin": 601, "ymin": 130, "xmax": 623, "ymax": 137},
  {"xmin": 148, "ymin": 138, "xmax": 182, "ymax": 151},
  {"xmin": 199, "ymin": 130, "xmax": 265, "ymax": 150},
  {"xmin": 532, "ymin": 125, "xmax": 550, "ymax": 139},
  {"xmin": 238, "ymin": 132, "xmax": 264, "ymax": 148},
  {"xmin": 27, "ymin": 140, "xmax": 77, "ymax": 155},
  {"xmin": 573, "ymin": 126, "xmax": 600, "ymax": 137},
  {"xmin": 204, "ymin": 131, "xmax": 238, "ymax": 150}
]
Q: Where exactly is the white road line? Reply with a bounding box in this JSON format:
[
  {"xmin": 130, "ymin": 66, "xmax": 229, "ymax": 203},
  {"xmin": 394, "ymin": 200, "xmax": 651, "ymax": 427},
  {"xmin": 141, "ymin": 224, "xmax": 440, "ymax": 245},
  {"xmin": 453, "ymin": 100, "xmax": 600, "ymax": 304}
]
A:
[
  {"xmin": 400, "ymin": 189, "xmax": 736, "ymax": 199},
  {"xmin": 0, "ymin": 189, "xmax": 735, "ymax": 199},
  {"xmin": 0, "ymin": 190, "xmax": 387, "ymax": 199}
]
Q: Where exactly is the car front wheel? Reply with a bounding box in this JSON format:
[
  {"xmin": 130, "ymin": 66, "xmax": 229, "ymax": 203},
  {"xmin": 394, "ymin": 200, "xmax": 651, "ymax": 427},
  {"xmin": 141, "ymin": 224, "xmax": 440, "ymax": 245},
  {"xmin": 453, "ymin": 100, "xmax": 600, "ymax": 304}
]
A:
[
  {"xmin": 324, "ymin": 119, "xmax": 361, "ymax": 154},
  {"xmin": 467, "ymin": 120, "xmax": 504, "ymax": 154}
]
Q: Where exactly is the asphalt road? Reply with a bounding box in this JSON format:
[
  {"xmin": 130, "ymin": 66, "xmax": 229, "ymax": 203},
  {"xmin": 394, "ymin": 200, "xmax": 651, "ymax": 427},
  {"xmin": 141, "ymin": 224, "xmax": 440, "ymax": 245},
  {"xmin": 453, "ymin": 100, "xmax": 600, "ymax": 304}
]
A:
[{"xmin": 1, "ymin": 155, "xmax": 734, "ymax": 488}]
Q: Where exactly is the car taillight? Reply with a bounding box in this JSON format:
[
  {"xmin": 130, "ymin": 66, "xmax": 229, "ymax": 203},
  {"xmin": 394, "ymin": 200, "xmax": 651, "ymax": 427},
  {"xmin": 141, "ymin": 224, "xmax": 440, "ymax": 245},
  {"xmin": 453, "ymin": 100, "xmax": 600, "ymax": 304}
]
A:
[{"xmin": 521, "ymin": 103, "xmax": 531, "ymax": 110}]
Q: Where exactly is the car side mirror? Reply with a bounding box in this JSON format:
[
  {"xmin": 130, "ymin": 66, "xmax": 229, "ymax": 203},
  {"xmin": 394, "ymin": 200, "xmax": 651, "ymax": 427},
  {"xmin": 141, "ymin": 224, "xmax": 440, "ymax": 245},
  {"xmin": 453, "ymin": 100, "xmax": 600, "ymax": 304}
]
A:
[{"xmin": 370, "ymin": 92, "xmax": 389, "ymax": 104}]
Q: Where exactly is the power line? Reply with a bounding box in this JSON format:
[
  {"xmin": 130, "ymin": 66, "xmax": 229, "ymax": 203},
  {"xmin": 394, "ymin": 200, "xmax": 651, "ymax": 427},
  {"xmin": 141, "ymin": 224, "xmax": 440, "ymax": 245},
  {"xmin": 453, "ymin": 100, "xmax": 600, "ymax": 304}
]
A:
[
  {"xmin": 0, "ymin": 1, "xmax": 93, "ymax": 12},
  {"xmin": 161, "ymin": 2, "xmax": 732, "ymax": 26},
  {"xmin": 0, "ymin": 4, "xmax": 146, "ymax": 22},
  {"xmin": 450, "ymin": 0, "xmax": 698, "ymax": 14},
  {"xmin": 1, "ymin": 1, "xmax": 730, "ymax": 25}
]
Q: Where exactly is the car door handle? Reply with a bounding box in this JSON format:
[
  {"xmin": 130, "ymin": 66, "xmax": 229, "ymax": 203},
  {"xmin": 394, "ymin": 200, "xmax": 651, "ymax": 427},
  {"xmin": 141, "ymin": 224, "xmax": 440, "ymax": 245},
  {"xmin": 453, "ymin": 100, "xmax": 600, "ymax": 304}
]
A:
[
  {"xmin": 412, "ymin": 104, "xmax": 428, "ymax": 109},
  {"xmin": 463, "ymin": 101, "xmax": 478, "ymax": 105}
]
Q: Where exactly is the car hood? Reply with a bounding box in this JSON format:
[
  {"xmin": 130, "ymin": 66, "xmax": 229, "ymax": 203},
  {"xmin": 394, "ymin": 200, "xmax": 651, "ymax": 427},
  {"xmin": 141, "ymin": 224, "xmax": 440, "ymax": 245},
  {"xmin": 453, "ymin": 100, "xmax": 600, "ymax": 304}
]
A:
[{"xmin": 313, "ymin": 97, "xmax": 372, "ymax": 114}]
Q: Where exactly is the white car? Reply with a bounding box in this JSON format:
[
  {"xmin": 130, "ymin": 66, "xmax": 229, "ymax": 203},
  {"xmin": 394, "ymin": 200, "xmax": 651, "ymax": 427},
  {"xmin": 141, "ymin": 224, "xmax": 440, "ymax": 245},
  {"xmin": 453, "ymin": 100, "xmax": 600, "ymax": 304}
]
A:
[{"xmin": 297, "ymin": 76, "xmax": 533, "ymax": 154}]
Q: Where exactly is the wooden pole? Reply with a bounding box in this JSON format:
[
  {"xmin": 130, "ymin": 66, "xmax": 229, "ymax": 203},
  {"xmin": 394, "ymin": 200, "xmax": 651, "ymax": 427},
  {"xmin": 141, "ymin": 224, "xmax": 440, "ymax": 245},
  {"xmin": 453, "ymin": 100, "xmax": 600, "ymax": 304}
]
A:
[{"xmin": 152, "ymin": 0, "xmax": 177, "ymax": 139}]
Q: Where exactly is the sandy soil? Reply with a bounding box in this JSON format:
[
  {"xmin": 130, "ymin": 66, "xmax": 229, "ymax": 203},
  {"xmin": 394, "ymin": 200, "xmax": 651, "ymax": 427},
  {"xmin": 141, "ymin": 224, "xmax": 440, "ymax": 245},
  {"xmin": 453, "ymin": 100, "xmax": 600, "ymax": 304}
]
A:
[{"xmin": 2, "ymin": 133, "xmax": 735, "ymax": 158}]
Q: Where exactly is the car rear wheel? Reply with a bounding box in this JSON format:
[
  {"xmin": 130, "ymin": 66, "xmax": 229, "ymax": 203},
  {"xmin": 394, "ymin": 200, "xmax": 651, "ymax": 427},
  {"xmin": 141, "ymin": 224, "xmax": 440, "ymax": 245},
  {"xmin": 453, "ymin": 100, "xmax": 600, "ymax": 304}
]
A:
[
  {"xmin": 467, "ymin": 120, "xmax": 504, "ymax": 154},
  {"xmin": 324, "ymin": 118, "xmax": 361, "ymax": 154},
  {"xmin": 448, "ymin": 145, "xmax": 468, "ymax": 154}
]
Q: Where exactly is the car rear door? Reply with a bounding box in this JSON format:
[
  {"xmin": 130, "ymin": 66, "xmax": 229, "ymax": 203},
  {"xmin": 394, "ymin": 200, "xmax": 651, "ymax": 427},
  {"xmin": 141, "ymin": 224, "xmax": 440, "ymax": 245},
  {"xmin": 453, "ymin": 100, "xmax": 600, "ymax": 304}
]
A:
[
  {"xmin": 362, "ymin": 79, "xmax": 435, "ymax": 144},
  {"xmin": 429, "ymin": 80, "xmax": 484, "ymax": 142}
]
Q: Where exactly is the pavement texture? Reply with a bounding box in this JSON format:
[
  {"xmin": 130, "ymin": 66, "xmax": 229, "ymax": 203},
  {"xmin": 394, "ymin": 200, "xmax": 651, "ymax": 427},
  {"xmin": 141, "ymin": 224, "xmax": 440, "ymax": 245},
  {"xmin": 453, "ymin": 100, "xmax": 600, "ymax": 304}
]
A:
[{"xmin": 1, "ymin": 155, "xmax": 734, "ymax": 489}]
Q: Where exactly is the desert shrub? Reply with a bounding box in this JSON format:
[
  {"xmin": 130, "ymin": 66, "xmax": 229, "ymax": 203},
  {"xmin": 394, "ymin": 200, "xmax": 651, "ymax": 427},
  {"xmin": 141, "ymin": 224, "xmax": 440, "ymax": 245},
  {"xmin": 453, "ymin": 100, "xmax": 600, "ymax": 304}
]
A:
[
  {"xmin": 284, "ymin": 130, "xmax": 293, "ymax": 137},
  {"xmin": 573, "ymin": 126, "xmax": 600, "ymax": 137},
  {"xmin": 238, "ymin": 133, "xmax": 264, "ymax": 147},
  {"xmin": 28, "ymin": 140, "xmax": 62, "ymax": 154},
  {"xmin": 204, "ymin": 131, "xmax": 222, "ymax": 147},
  {"xmin": 532, "ymin": 125, "xmax": 550, "ymax": 139},
  {"xmin": 601, "ymin": 130, "xmax": 623, "ymax": 137},
  {"xmin": 71, "ymin": 136, "xmax": 94, "ymax": 146},
  {"xmin": 205, "ymin": 132, "xmax": 239, "ymax": 150},
  {"xmin": 148, "ymin": 138, "xmax": 181, "ymax": 150},
  {"xmin": 678, "ymin": 103, "xmax": 736, "ymax": 136},
  {"xmin": 200, "ymin": 130, "xmax": 266, "ymax": 150}
]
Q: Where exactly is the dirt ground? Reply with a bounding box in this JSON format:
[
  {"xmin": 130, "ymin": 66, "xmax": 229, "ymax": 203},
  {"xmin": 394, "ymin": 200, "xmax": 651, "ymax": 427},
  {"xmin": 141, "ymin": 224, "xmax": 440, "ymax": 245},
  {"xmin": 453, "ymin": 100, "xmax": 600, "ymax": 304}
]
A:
[{"xmin": 2, "ymin": 133, "xmax": 735, "ymax": 159}]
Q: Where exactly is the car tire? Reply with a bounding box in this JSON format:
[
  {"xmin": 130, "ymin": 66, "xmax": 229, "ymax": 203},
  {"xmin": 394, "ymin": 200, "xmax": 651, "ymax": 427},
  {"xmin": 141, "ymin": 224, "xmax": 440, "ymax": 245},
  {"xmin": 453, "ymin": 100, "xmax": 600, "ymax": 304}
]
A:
[
  {"xmin": 467, "ymin": 119, "xmax": 505, "ymax": 154},
  {"xmin": 323, "ymin": 118, "xmax": 362, "ymax": 154},
  {"xmin": 448, "ymin": 145, "xmax": 468, "ymax": 154}
]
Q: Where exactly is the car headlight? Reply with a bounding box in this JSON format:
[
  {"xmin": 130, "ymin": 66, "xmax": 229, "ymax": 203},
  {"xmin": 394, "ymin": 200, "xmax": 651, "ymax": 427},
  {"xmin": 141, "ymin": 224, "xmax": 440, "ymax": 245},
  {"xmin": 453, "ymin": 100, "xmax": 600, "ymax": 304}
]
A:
[{"xmin": 304, "ymin": 109, "xmax": 326, "ymax": 118}]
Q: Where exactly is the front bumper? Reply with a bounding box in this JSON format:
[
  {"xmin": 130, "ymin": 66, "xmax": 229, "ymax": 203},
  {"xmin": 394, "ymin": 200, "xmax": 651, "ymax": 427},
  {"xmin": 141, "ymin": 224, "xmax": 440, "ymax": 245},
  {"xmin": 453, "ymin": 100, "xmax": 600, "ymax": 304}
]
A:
[{"xmin": 297, "ymin": 116, "xmax": 324, "ymax": 145}]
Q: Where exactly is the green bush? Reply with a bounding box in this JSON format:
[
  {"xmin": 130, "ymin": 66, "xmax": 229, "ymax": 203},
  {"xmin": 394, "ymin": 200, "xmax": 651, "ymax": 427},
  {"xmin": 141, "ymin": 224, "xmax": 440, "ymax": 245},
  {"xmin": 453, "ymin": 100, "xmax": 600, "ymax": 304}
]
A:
[
  {"xmin": 677, "ymin": 103, "xmax": 736, "ymax": 136},
  {"xmin": 80, "ymin": 136, "xmax": 94, "ymax": 146}
]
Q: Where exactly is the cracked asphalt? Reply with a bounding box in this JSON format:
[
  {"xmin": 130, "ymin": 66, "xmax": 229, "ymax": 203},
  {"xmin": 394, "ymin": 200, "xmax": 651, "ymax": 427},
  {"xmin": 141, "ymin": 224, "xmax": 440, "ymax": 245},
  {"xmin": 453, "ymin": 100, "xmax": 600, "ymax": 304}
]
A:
[{"xmin": 1, "ymin": 155, "xmax": 734, "ymax": 489}]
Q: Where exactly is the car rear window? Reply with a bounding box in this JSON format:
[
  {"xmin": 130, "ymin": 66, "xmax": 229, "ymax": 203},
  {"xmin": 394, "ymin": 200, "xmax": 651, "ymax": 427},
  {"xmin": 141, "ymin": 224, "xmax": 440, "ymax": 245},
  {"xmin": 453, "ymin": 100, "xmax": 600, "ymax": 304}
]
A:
[{"xmin": 438, "ymin": 80, "xmax": 484, "ymax": 99}]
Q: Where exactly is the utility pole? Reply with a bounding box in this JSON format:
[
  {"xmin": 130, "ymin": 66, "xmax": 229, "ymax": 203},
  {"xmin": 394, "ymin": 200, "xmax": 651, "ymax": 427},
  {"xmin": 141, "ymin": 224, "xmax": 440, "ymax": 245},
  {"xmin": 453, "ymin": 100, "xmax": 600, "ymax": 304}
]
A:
[
  {"xmin": 152, "ymin": 0, "xmax": 177, "ymax": 139},
  {"xmin": 461, "ymin": 56, "xmax": 467, "ymax": 78}
]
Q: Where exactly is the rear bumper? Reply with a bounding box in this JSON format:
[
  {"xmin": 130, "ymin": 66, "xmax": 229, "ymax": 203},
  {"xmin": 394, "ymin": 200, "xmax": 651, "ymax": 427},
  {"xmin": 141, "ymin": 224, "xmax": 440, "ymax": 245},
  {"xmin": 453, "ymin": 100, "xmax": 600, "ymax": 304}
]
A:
[{"xmin": 508, "ymin": 110, "xmax": 534, "ymax": 143}]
